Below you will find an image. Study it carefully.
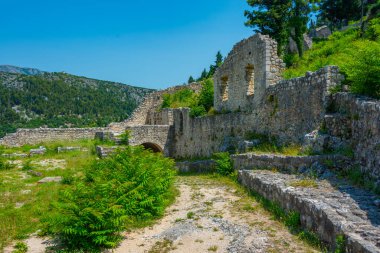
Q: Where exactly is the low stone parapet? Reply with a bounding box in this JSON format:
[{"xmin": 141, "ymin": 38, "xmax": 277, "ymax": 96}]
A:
[{"xmin": 238, "ymin": 170, "xmax": 380, "ymax": 252}]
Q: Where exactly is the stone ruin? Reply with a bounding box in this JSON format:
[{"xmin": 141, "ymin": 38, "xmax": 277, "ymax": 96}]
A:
[{"xmin": 1, "ymin": 33, "xmax": 379, "ymax": 252}]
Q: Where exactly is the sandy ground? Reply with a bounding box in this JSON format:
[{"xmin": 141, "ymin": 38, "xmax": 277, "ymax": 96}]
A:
[{"xmin": 4, "ymin": 176, "xmax": 319, "ymax": 253}]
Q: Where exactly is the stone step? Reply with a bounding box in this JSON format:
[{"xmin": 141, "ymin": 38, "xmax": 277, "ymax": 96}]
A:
[
  {"xmin": 238, "ymin": 170, "xmax": 380, "ymax": 252},
  {"xmin": 232, "ymin": 153, "xmax": 350, "ymax": 174}
]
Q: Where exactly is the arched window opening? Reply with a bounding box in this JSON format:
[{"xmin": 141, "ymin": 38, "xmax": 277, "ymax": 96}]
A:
[
  {"xmin": 246, "ymin": 64, "xmax": 255, "ymax": 96},
  {"xmin": 221, "ymin": 76, "xmax": 229, "ymax": 101}
]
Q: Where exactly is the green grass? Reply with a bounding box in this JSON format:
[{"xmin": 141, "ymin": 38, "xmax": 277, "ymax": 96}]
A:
[
  {"xmin": 0, "ymin": 140, "xmax": 97, "ymax": 251},
  {"xmin": 283, "ymin": 19, "xmax": 380, "ymax": 98}
]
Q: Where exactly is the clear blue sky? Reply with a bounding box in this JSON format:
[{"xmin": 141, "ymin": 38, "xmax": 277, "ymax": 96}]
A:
[{"xmin": 0, "ymin": 0, "xmax": 253, "ymax": 89}]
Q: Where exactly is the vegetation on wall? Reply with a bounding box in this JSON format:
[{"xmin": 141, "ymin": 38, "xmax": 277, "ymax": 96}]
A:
[
  {"xmin": 43, "ymin": 146, "xmax": 176, "ymax": 251},
  {"xmin": 161, "ymin": 78, "xmax": 214, "ymax": 117},
  {"xmin": 0, "ymin": 72, "xmax": 153, "ymax": 138}
]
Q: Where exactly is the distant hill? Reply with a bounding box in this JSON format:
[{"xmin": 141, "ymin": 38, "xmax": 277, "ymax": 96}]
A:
[
  {"xmin": 0, "ymin": 71, "xmax": 154, "ymax": 138},
  {"xmin": 0, "ymin": 65, "xmax": 45, "ymax": 76}
]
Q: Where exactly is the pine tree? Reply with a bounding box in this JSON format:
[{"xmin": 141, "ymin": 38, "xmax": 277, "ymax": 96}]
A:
[
  {"xmin": 245, "ymin": 0, "xmax": 292, "ymax": 54},
  {"xmin": 215, "ymin": 51, "xmax": 223, "ymax": 67},
  {"xmin": 200, "ymin": 69, "xmax": 208, "ymax": 80},
  {"xmin": 188, "ymin": 76, "xmax": 195, "ymax": 84},
  {"xmin": 320, "ymin": 0, "xmax": 361, "ymax": 29}
]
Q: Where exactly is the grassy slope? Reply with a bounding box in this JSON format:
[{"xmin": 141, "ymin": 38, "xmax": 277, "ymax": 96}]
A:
[
  {"xmin": 284, "ymin": 18, "xmax": 380, "ymax": 99},
  {"xmin": 0, "ymin": 140, "xmax": 97, "ymax": 250}
]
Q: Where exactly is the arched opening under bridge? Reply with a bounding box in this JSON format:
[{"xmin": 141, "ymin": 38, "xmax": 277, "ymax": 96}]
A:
[{"xmin": 141, "ymin": 142, "xmax": 163, "ymax": 153}]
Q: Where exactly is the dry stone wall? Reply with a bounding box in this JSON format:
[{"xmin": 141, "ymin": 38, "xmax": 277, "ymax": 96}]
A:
[
  {"xmin": 171, "ymin": 66, "xmax": 342, "ymax": 158},
  {"xmin": 325, "ymin": 93, "xmax": 380, "ymax": 181},
  {"xmin": 0, "ymin": 128, "xmax": 106, "ymax": 147}
]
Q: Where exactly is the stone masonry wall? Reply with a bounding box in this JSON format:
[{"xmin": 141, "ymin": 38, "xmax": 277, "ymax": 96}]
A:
[
  {"xmin": 172, "ymin": 66, "xmax": 341, "ymax": 158},
  {"xmin": 126, "ymin": 125, "xmax": 173, "ymax": 156},
  {"xmin": 326, "ymin": 93, "xmax": 380, "ymax": 181},
  {"xmin": 0, "ymin": 128, "xmax": 106, "ymax": 147},
  {"xmin": 108, "ymin": 83, "xmax": 201, "ymax": 132},
  {"xmin": 214, "ymin": 34, "xmax": 285, "ymax": 112},
  {"xmin": 145, "ymin": 109, "xmax": 174, "ymax": 125}
]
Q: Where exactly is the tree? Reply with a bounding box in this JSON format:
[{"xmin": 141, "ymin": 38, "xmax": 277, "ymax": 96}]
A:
[
  {"xmin": 188, "ymin": 76, "xmax": 195, "ymax": 84},
  {"xmin": 319, "ymin": 0, "xmax": 361, "ymax": 29},
  {"xmin": 245, "ymin": 0, "xmax": 293, "ymax": 54},
  {"xmin": 289, "ymin": 0, "xmax": 318, "ymax": 57},
  {"xmin": 200, "ymin": 69, "xmax": 209, "ymax": 80},
  {"xmin": 215, "ymin": 51, "xmax": 223, "ymax": 67}
]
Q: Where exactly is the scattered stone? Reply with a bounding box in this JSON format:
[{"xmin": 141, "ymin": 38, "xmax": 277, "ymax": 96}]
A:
[
  {"xmin": 96, "ymin": 145, "xmax": 124, "ymax": 158},
  {"xmin": 27, "ymin": 170, "xmax": 43, "ymax": 177},
  {"xmin": 57, "ymin": 146, "xmax": 81, "ymax": 153},
  {"xmin": 1, "ymin": 153, "xmax": 28, "ymax": 158},
  {"xmin": 37, "ymin": 177, "xmax": 62, "ymax": 184},
  {"xmin": 29, "ymin": 146, "xmax": 46, "ymax": 156},
  {"xmin": 21, "ymin": 190, "xmax": 31, "ymax": 195},
  {"xmin": 15, "ymin": 202, "xmax": 24, "ymax": 209},
  {"xmin": 374, "ymin": 199, "xmax": 380, "ymax": 208},
  {"xmin": 309, "ymin": 25, "xmax": 332, "ymax": 39}
]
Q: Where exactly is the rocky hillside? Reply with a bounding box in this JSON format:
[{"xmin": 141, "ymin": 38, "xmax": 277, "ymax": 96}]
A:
[
  {"xmin": 0, "ymin": 65, "xmax": 45, "ymax": 76},
  {"xmin": 0, "ymin": 71, "xmax": 153, "ymax": 137}
]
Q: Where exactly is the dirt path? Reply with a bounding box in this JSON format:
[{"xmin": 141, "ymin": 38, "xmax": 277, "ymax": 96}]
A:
[
  {"xmin": 115, "ymin": 175, "xmax": 319, "ymax": 253},
  {"xmin": 4, "ymin": 175, "xmax": 319, "ymax": 253}
]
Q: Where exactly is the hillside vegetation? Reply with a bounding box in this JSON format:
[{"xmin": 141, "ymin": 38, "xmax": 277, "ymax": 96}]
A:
[
  {"xmin": 161, "ymin": 78, "xmax": 214, "ymax": 117},
  {"xmin": 0, "ymin": 72, "xmax": 153, "ymax": 137},
  {"xmin": 284, "ymin": 18, "xmax": 380, "ymax": 98}
]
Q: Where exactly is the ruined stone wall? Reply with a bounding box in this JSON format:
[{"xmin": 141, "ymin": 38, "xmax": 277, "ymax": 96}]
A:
[
  {"xmin": 172, "ymin": 66, "xmax": 341, "ymax": 158},
  {"xmin": 108, "ymin": 83, "xmax": 201, "ymax": 132},
  {"xmin": 214, "ymin": 34, "xmax": 285, "ymax": 112},
  {"xmin": 0, "ymin": 128, "xmax": 107, "ymax": 147},
  {"xmin": 126, "ymin": 125, "xmax": 173, "ymax": 156},
  {"xmin": 326, "ymin": 93, "xmax": 380, "ymax": 181},
  {"xmin": 145, "ymin": 109, "xmax": 174, "ymax": 125}
]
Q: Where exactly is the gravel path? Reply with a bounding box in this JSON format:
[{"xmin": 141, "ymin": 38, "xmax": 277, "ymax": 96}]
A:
[{"xmin": 115, "ymin": 175, "xmax": 319, "ymax": 253}]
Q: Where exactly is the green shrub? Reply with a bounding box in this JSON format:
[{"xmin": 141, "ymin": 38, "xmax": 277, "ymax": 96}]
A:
[
  {"xmin": 342, "ymin": 41, "xmax": 380, "ymax": 98},
  {"xmin": 212, "ymin": 152, "xmax": 234, "ymax": 176},
  {"xmin": 119, "ymin": 130, "xmax": 131, "ymax": 145},
  {"xmin": 12, "ymin": 242, "xmax": 28, "ymax": 253},
  {"xmin": 43, "ymin": 146, "xmax": 176, "ymax": 251},
  {"xmin": 160, "ymin": 79, "xmax": 214, "ymax": 118},
  {"xmin": 0, "ymin": 153, "xmax": 13, "ymax": 171},
  {"xmin": 189, "ymin": 105, "xmax": 206, "ymax": 117},
  {"xmin": 335, "ymin": 235, "xmax": 346, "ymax": 253},
  {"xmin": 283, "ymin": 20, "xmax": 380, "ymax": 99}
]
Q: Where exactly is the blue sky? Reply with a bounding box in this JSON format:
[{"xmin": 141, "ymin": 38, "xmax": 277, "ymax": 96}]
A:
[{"xmin": 0, "ymin": 0, "xmax": 253, "ymax": 89}]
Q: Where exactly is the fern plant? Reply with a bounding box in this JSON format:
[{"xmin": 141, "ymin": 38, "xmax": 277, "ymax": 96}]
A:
[{"xmin": 43, "ymin": 146, "xmax": 176, "ymax": 251}]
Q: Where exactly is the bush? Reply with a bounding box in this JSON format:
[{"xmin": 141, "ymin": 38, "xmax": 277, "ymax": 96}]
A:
[
  {"xmin": 283, "ymin": 19, "xmax": 380, "ymax": 99},
  {"xmin": 12, "ymin": 242, "xmax": 28, "ymax": 253},
  {"xmin": 43, "ymin": 146, "xmax": 176, "ymax": 251},
  {"xmin": 342, "ymin": 41, "xmax": 380, "ymax": 98},
  {"xmin": 0, "ymin": 152, "xmax": 13, "ymax": 171},
  {"xmin": 119, "ymin": 130, "xmax": 131, "ymax": 145},
  {"xmin": 212, "ymin": 152, "xmax": 234, "ymax": 176}
]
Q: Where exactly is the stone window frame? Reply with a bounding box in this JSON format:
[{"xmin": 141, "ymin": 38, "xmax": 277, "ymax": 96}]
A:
[{"xmin": 245, "ymin": 64, "xmax": 255, "ymax": 96}]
